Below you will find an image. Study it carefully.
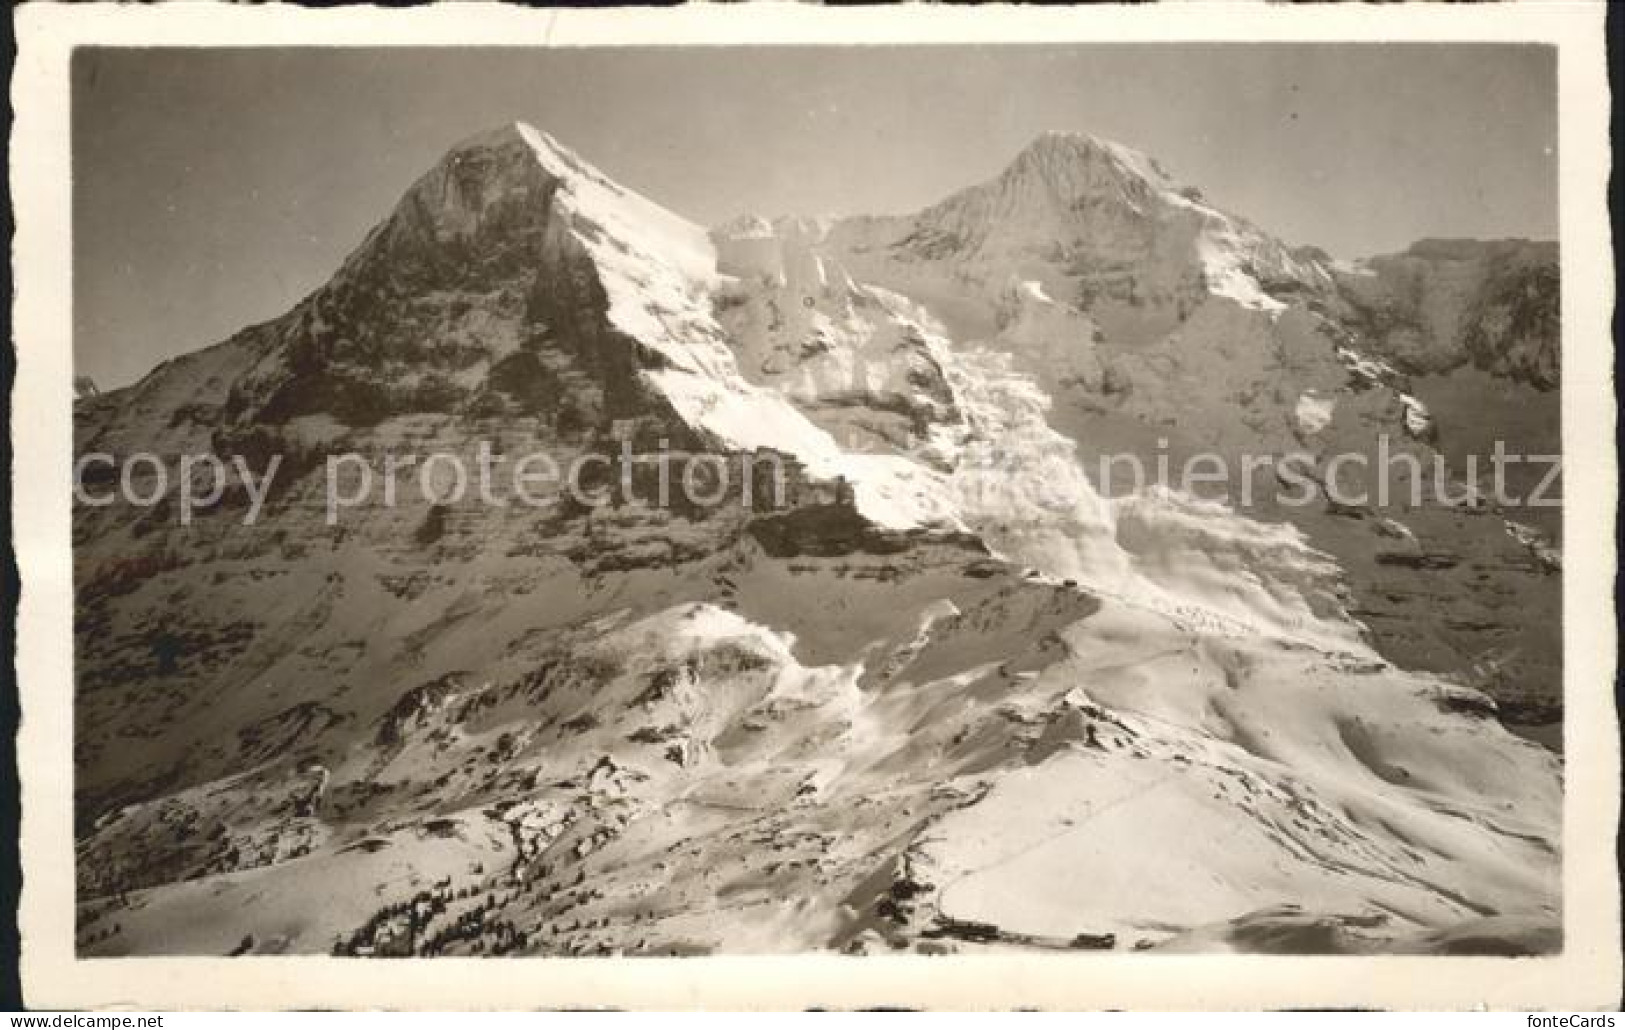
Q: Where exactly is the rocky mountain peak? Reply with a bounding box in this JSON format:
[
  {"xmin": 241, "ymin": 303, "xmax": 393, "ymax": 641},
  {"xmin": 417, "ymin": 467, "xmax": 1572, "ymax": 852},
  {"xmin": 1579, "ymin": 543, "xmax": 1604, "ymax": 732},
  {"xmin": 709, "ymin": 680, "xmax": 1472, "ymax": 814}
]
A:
[
  {"xmin": 350, "ymin": 120, "xmax": 705, "ymax": 283},
  {"xmin": 816, "ymin": 129, "xmax": 1325, "ymax": 327},
  {"xmin": 1002, "ymin": 129, "xmax": 1176, "ymax": 200},
  {"xmin": 347, "ymin": 123, "xmax": 566, "ymax": 267},
  {"xmin": 911, "ymin": 130, "xmax": 1172, "ymax": 248}
]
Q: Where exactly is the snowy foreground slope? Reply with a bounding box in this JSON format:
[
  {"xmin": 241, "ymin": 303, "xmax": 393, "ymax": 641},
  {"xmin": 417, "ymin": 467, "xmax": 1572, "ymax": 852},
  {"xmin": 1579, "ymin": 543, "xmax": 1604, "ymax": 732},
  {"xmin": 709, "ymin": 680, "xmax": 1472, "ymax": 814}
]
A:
[{"xmin": 73, "ymin": 124, "xmax": 1560, "ymax": 957}]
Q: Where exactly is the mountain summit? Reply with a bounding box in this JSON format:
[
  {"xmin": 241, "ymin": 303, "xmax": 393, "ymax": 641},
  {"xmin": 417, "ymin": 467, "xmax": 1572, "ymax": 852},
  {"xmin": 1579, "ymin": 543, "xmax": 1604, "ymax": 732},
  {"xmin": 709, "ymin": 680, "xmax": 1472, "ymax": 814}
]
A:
[
  {"xmin": 813, "ymin": 132, "xmax": 1331, "ymax": 345},
  {"xmin": 994, "ymin": 129, "xmax": 1183, "ymax": 210}
]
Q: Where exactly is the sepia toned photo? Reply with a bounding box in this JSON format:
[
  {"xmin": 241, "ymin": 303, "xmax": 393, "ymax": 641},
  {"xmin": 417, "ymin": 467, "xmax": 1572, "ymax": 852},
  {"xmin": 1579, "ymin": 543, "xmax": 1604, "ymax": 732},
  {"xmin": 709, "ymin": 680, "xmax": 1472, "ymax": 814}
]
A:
[{"xmin": 13, "ymin": 1, "xmax": 1618, "ymax": 1012}]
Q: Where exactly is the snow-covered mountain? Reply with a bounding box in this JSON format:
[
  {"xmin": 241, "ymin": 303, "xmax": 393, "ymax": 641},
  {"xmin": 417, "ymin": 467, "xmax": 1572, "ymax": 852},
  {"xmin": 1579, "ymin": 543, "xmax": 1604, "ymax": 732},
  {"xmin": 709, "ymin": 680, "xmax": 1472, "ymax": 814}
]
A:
[
  {"xmin": 714, "ymin": 134, "xmax": 1562, "ymax": 726},
  {"xmin": 73, "ymin": 123, "xmax": 1561, "ymax": 958}
]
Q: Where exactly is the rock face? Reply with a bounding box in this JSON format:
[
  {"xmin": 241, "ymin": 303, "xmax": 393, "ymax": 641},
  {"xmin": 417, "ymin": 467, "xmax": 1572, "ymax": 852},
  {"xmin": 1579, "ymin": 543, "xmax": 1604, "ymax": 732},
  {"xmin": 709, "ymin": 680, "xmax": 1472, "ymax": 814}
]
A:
[
  {"xmin": 754, "ymin": 137, "xmax": 1563, "ymax": 732},
  {"xmin": 822, "ymin": 132, "xmax": 1329, "ymax": 341},
  {"xmin": 1333, "ymin": 238, "xmax": 1560, "ymax": 391},
  {"xmin": 73, "ymin": 123, "xmax": 1560, "ymax": 959}
]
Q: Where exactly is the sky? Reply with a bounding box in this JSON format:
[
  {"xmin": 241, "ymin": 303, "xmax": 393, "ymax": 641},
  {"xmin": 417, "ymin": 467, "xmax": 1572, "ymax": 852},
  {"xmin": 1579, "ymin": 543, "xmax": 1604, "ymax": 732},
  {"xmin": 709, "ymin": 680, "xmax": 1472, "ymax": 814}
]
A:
[{"xmin": 73, "ymin": 45, "xmax": 1557, "ymax": 389}]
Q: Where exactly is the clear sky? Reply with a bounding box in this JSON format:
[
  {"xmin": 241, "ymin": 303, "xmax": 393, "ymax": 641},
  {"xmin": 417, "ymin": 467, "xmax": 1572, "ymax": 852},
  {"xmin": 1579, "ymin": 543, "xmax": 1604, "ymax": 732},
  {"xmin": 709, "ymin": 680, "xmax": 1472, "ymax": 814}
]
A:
[{"xmin": 73, "ymin": 45, "xmax": 1557, "ymax": 388}]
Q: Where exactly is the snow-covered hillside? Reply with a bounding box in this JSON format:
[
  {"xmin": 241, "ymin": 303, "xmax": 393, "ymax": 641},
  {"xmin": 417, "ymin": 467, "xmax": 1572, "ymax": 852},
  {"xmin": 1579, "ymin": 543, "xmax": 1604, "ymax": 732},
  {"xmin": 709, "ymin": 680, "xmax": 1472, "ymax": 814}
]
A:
[{"xmin": 73, "ymin": 123, "xmax": 1561, "ymax": 958}]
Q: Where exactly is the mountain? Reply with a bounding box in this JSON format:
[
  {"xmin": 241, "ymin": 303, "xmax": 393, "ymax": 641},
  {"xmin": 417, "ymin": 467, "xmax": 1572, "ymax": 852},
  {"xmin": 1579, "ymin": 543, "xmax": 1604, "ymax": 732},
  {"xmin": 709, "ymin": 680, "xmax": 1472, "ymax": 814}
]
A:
[
  {"xmin": 723, "ymin": 133, "xmax": 1563, "ymax": 726},
  {"xmin": 1334, "ymin": 238, "xmax": 1560, "ymax": 390},
  {"xmin": 73, "ymin": 123, "xmax": 1561, "ymax": 958},
  {"xmin": 809, "ymin": 131, "xmax": 1328, "ymax": 352}
]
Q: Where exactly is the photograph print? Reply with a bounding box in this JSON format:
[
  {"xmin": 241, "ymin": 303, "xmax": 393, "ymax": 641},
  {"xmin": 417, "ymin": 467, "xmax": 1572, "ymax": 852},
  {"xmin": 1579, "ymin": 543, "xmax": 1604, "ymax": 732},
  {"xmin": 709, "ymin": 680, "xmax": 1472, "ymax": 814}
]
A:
[{"xmin": 68, "ymin": 41, "xmax": 1570, "ymax": 964}]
